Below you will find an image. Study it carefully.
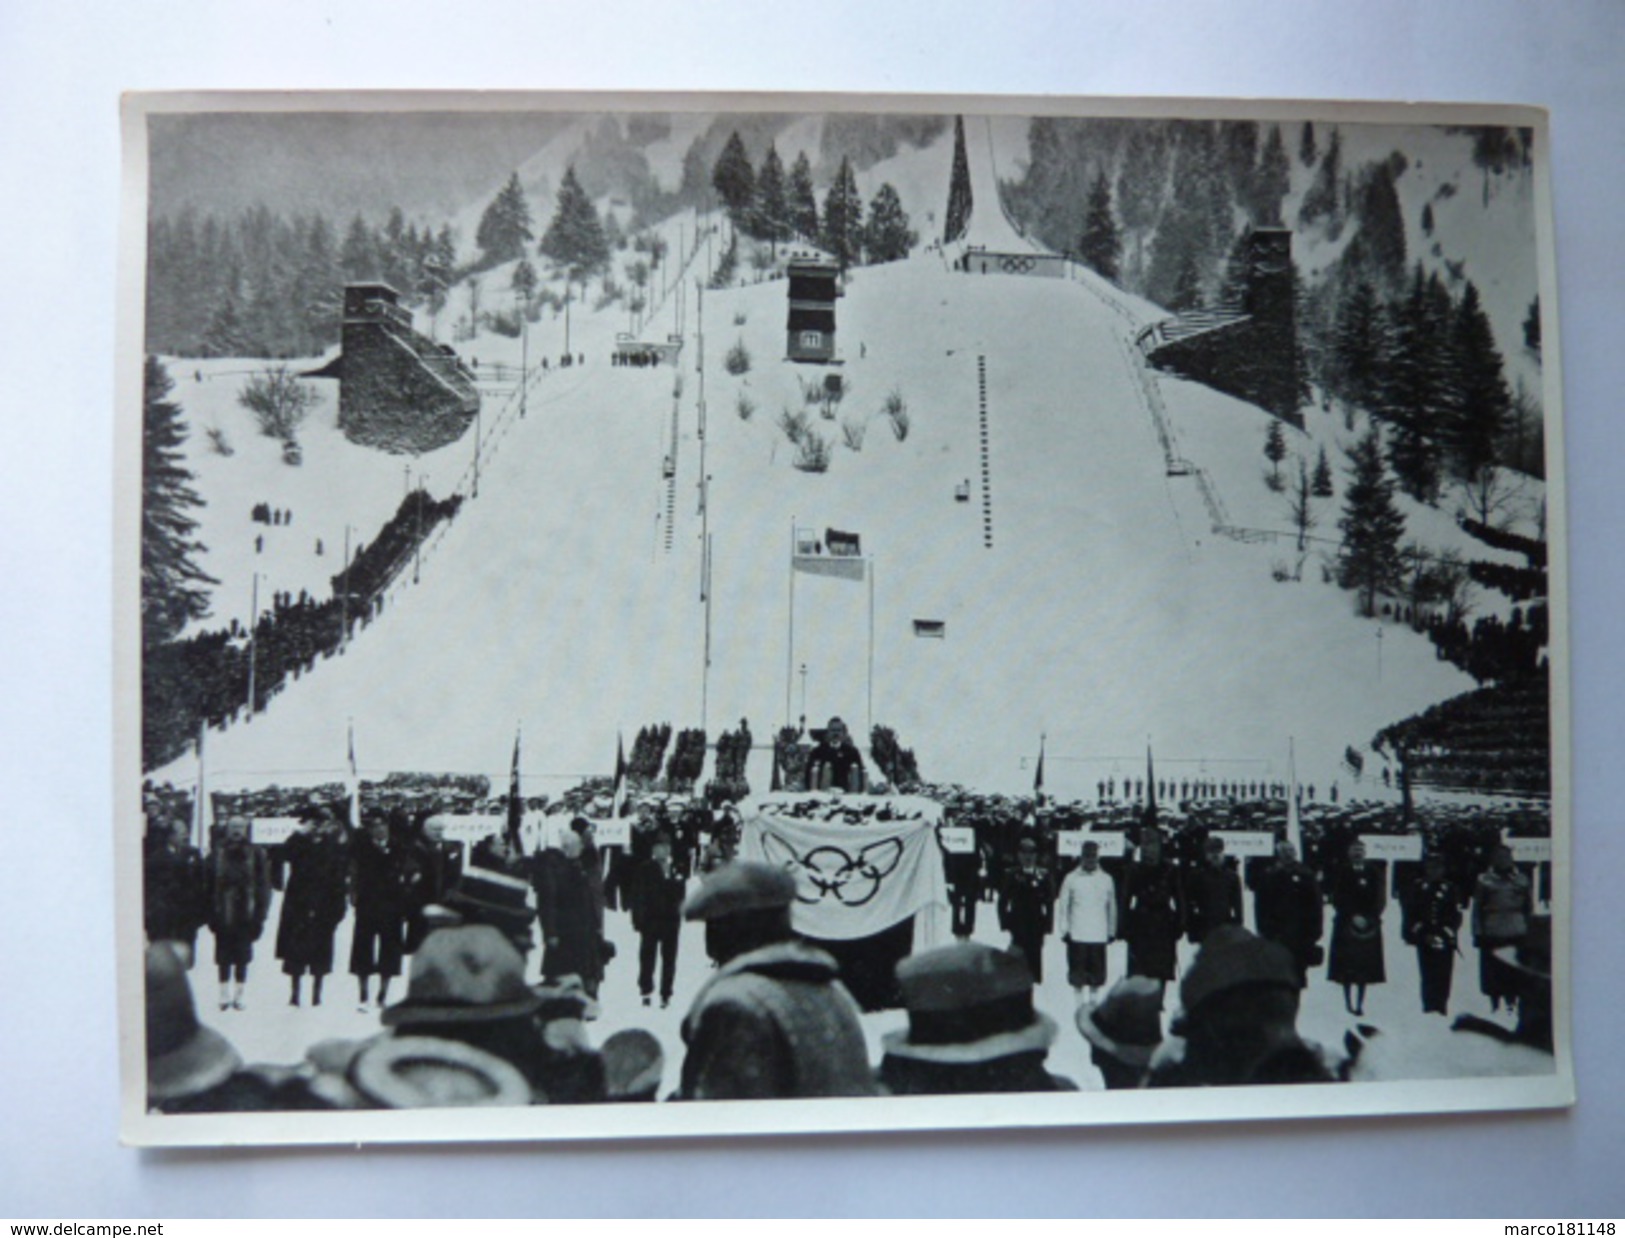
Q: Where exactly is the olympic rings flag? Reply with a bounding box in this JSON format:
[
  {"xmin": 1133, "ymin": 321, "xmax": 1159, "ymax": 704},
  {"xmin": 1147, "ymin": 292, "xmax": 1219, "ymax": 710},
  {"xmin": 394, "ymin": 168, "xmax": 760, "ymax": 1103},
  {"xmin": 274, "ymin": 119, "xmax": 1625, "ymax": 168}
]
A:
[{"xmin": 739, "ymin": 795, "xmax": 951, "ymax": 943}]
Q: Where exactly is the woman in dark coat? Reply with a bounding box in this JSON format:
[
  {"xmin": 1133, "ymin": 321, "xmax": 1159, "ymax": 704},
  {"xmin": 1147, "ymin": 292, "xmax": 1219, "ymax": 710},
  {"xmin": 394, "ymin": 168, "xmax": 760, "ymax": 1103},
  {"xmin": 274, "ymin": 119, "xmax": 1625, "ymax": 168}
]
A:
[
  {"xmin": 1121, "ymin": 831, "xmax": 1183, "ymax": 1001},
  {"xmin": 206, "ymin": 817, "xmax": 272, "ymax": 1012},
  {"xmin": 274, "ymin": 813, "xmax": 349, "ymax": 1007},
  {"xmin": 1327, "ymin": 841, "xmax": 1387, "ymax": 1015}
]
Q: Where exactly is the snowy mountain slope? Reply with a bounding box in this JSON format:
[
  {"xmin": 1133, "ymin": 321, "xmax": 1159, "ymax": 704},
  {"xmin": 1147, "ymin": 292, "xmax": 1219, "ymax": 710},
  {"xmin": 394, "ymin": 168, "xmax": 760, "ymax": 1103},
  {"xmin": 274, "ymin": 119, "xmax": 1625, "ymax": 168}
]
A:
[{"xmin": 159, "ymin": 231, "xmax": 1484, "ymax": 801}]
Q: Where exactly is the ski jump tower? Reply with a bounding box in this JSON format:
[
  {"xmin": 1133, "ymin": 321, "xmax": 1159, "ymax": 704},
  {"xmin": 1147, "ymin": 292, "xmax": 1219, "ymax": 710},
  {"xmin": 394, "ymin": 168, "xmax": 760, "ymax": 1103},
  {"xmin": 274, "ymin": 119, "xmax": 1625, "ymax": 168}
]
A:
[
  {"xmin": 313, "ymin": 283, "xmax": 481, "ymax": 453},
  {"xmin": 1136, "ymin": 228, "xmax": 1302, "ymax": 427}
]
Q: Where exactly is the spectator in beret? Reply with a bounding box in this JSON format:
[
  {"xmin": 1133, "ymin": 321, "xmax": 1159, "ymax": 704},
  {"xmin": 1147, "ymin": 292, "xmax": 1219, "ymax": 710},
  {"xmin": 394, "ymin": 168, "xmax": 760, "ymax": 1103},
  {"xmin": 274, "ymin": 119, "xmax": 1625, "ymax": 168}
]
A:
[{"xmin": 1076, "ymin": 975, "xmax": 1166, "ymax": 1090}]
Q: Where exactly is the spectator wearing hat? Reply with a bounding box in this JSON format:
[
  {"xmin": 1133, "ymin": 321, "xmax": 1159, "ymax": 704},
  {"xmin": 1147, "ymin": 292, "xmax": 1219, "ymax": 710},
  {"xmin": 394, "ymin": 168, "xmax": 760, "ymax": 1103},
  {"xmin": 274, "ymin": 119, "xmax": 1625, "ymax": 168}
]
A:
[
  {"xmin": 146, "ymin": 943, "xmax": 332, "ymax": 1114},
  {"xmin": 442, "ymin": 865, "xmax": 537, "ymax": 957},
  {"xmin": 1472, "ymin": 844, "xmax": 1533, "ymax": 1015},
  {"xmin": 346, "ymin": 1036, "xmax": 532, "ymax": 1110},
  {"xmin": 1403, "ymin": 851, "xmax": 1463, "ymax": 1016},
  {"xmin": 1184, "ymin": 834, "xmax": 1243, "ymax": 948},
  {"xmin": 1057, "ymin": 841, "xmax": 1118, "ymax": 1004},
  {"xmin": 1076, "ymin": 975, "xmax": 1165, "ymax": 1089},
  {"xmin": 1146, "ymin": 926, "xmax": 1334, "ymax": 1088},
  {"xmin": 531, "ymin": 827, "xmax": 604, "ymax": 997},
  {"xmin": 630, "ymin": 831, "xmax": 686, "ymax": 1008},
  {"xmin": 998, "ymin": 835, "xmax": 1055, "ymax": 983},
  {"xmin": 678, "ymin": 862, "xmax": 877, "ymax": 1100},
  {"xmin": 1121, "ymin": 829, "xmax": 1183, "ymax": 1000},
  {"xmin": 381, "ymin": 924, "xmax": 605, "ymax": 1105},
  {"xmin": 145, "ymin": 816, "xmax": 208, "ymax": 968},
  {"xmin": 206, "ymin": 817, "xmax": 273, "ymax": 1012},
  {"xmin": 1328, "ymin": 840, "xmax": 1387, "ymax": 1016},
  {"xmin": 877, "ymin": 942, "xmax": 1078, "ymax": 1095},
  {"xmin": 806, "ymin": 716, "xmax": 867, "ymax": 793},
  {"xmin": 1248, "ymin": 839, "xmax": 1325, "ymax": 986}
]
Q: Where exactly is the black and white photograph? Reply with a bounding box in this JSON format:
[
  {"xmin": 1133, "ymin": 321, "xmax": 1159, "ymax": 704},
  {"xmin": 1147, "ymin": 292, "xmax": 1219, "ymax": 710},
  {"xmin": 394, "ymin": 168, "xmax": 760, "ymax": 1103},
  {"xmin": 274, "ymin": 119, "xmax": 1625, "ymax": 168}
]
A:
[{"xmin": 117, "ymin": 92, "xmax": 1572, "ymax": 1146}]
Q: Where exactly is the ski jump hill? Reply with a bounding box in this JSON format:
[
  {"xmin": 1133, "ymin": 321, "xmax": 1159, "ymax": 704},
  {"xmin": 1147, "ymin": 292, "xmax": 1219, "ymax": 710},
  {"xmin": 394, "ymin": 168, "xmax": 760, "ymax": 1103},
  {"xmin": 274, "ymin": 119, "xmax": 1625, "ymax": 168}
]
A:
[{"xmin": 158, "ymin": 124, "xmax": 1496, "ymax": 805}]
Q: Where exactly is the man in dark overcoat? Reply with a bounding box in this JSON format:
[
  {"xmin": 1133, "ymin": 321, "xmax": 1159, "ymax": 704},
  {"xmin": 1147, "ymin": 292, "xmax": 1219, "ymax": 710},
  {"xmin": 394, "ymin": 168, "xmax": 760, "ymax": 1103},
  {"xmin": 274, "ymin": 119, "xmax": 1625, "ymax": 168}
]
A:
[
  {"xmin": 1120, "ymin": 829, "xmax": 1183, "ymax": 1001},
  {"xmin": 531, "ymin": 827, "xmax": 604, "ymax": 996},
  {"xmin": 997, "ymin": 835, "xmax": 1055, "ymax": 983},
  {"xmin": 1403, "ymin": 851, "xmax": 1463, "ymax": 1015},
  {"xmin": 145, "ymin": 816, "xmax": 208, "ymax": 968},
  {"xmin": 1183, "ymin": 834, "xmax": 1243, "ymax": 947},
  {"xmin": 1248, "ymin": 839, "xmax": 1324, "ymax": 985},
  {"xmin": 630, "ymin": 831, "xmax": 686, "ymax": 1008},
  {"xmin": 274, "ymin": 810, "xmax": 349, "ymax": 1007},
  {"xmin": 349, "ymin": 817, "xmax": 412, "ymax": 1010}
]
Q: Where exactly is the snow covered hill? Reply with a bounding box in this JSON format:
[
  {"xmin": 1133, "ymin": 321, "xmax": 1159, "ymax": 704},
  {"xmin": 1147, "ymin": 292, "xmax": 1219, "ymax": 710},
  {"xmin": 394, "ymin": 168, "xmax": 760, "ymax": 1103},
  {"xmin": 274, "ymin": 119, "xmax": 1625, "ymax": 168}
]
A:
[{"xmin": 157, "ymin": 200, "xmax": 1522, "ymax": 803}]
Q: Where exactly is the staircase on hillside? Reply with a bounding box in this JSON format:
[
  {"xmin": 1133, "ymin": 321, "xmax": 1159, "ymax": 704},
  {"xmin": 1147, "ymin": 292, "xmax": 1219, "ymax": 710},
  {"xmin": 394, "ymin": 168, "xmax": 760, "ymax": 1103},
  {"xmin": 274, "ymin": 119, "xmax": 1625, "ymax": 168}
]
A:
[{"xmin": 977, "ymin": 356, "xmax": 993, "ymax": 548}]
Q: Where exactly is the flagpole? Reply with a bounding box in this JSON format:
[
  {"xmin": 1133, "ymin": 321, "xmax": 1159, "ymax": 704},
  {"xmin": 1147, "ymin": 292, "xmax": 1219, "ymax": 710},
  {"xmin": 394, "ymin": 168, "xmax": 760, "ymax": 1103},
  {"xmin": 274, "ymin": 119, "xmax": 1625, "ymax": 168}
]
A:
[
  {"xmin": 347, "ymin": 717, "xmax": 360, "ymax": 831},
  {"xmin": 193, "ymin": 718, "xmax": 207, "ymax": 850},
  {"xmin": 867, "ymin": 555, "xmax": 875, "ymax": 737},
  {"xmin": 1286, "ymin": 735, "xmax": 1301, "ymax": 853},
  {"xmin": 246, "ymin": 569, "xmax": 259, "ymax": 721},
  {"xmin": 786, "ymin": 517, "xmax": 796, "ymax": 730}
]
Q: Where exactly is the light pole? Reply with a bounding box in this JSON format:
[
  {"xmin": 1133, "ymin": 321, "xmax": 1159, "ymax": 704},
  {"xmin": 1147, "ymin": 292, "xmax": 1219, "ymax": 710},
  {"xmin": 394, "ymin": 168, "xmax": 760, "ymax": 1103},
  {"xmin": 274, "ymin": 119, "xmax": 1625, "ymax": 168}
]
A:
[
  {"xmin": 799, "ymin": 663, "xmax": 808, "ymax": 725},
  {"xmin": 414, "ymin": 474, "xmax": 428, "ymax": 585}
]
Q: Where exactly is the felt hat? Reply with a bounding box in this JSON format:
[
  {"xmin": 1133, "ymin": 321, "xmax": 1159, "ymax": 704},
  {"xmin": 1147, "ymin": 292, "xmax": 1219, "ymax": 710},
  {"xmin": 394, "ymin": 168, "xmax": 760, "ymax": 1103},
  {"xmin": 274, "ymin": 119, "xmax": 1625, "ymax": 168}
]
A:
[
  {"xmin": 145, "ymin": 942, "xmax": 242, "ymax": 1104},
  {"xmin": 682, "ymin": 862, "xmax": 797, "ymax": 921},
  {"xmin": 1075, "ymin": 976, "xmax": 1165, "ymax": 1068},
  {"xmin": 601, "ymin": 1029, "xmax": 665, "ymax": 1101},
  {"xmin": 349, "ymin": 1035, "xmax": 532, "ymax": 1109},
  {"xmin": 1179, "ymin": 926, "xmax": 1300, "ymax": 1017},
  {"xmin": 882, "ymin": 943, "xmax": 1056, "ymax": 1064},
  {"xmin": 382, "ymin": 925, "xmax": 543, "ymax": 1027},
  {"xmin": 444, "ymin": 866, "xmax": 535, "ymax": 931}
]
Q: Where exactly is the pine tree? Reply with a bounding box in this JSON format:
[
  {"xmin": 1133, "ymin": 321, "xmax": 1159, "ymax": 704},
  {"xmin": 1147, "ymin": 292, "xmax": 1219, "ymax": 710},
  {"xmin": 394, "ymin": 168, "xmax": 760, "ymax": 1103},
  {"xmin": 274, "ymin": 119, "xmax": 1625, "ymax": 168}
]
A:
[
  {"xmin": 1448, "ymin": 280, "xmax": 1512, "ymax": 485},
  {"xmin": 1078, "ymin": 167, "xmax": 1122, "ymax": 282},
  {"xmin": 821, "ymin": 157, "xmax": 864, "ymax": 273},
  {"xmin": 1254, "ymin": 124, "xmax": 1292, "ymax": 227},
  {"xmin": 862, "ymin": 182, "xmax": 916, "ymax": 264},
  {"xmin": 789, "ymin": 151, "xmax": 819, "ymax": 241},
  {"xmin": 142, "ymin": 356, "xmax": 216, "ymax": 648},
  {"xmin": 1338, "ymin": 427, "xmax": 1406, "ymax": 617},
  {"xmin": 1299, "ymin": 120, "xmax": 1318, "ymax": 168},
  {"xmin": 539, "ymin": 166, "xmax": 609, "ymax": 280},
  {"xmin": 1312, "ymin": 445, "xmax": 1335, "ymax": 498},
  {"xmin": 1523, "ymin": 296, "xmax": 1541, "ymax": 360},
  {"xmin": 1380, "ymin": 265, "xmax": 1448, "ymax": 503},
  {"xmin": 711, "ymin": 131, "xmax": 756, "ymax": 236},
  {"xmin": 1331, "ymin": 279, "xmax": 1384, "ymax": 412},
  {"xmin": 511, "ymin": 258, "xmax": 538, "ymax": 305},
  {"xmin": 1264, "ymin": 418, "xmax": 1288, "ymax": 486},
  {"xmin": 944, "ymin": 116, "xmax": 973, "ymax": 244},
  {"xmin": 475, "ymin": 172, "xmax": 534, "ymax": 267},
  {"xmin": 1421, "ymin": 201, "xmax": 1435, "ymax": 237},
  {"xmin": 1351, "ymin": 163, "xmax": 1407, "ymax": 290},
  {"xmin": 340, "ymin": 214, "xmax": 378, "ymax": 282},
  {"xmin": 1288, "ymin": 456, "xmax": 1317, "ymax": 553},
  {"xmin": 753, "ymin": 143, "xmax": 791, "ymax": 256}
]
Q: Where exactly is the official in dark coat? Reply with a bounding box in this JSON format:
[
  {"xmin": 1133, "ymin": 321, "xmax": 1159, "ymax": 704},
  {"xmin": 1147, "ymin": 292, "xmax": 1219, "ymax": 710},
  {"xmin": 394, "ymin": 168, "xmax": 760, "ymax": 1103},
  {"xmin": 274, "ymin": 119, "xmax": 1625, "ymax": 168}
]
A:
[
  {"xmin": 1248, "ymin": 840, "xmax": 1325, "ymax": 985},
  {"xmin": 943, "ymin": 839, "xmax": 983, "ymax": 940},
  {"xmin": 1121, "ymin": 830, "xmax": 1184, "ymax": 995},
  {"xmin": 145, "ymin": 818, "xmax": 208, "ymax": 967},
  {"xmin": 1327, "ymin": 841, "xmax": 1387, "ymax": 1015},
  {"xmin": 531, "ymin": 828, "xmax": 603, "ymax": 996},
  {"xmin": 630, "ymin": 832, "xmax": 686, "ymax": 1008},
  {"xmin": 206, "ymin": 817, "xmax": 272, "ymax": 1012},
  {"xmin": 997, "ymin": 836, "xmax": 1054, "ymax": 983},
  {"xmin": 806, "ymin": 716, "xmax": 867, "ymax": 792},
  {"xmin": 349, "ymin": 818, "xmax": 412, "ymax": 1010},
  {"xmin": 1403, "ymin": 852, "xmax": 1463, "ymax": 1015},
  {"xmin": 1184, "ymin": 835, "xmax": 1243, "ymax": 946},
  {"xmin": 274, "ymin": 813, "xmax": 349, "ymax": 1007}
]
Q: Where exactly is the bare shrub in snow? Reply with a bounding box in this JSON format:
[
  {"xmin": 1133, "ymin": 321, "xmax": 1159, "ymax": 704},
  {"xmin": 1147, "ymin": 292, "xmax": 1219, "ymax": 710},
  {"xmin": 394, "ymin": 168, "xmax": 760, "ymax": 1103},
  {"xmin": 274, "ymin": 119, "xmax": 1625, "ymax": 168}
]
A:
[
  {"xmin": 776, "ymin": 407, "xmax": 809, "ymax": 445},
  {"xmin": 205, "ymin": 423, "xmax": 234, "ymax": 457},
  {"xmin": 794, "ymin": 430, "xmax": 832, "ymax": 473},
  {"xmin": 737, "ymin": 393, "xmax": 756, "ymax": 421},
  {"xmin": 724, "ymin": 339, "xmax": 751, "ymax": 376},
  {"xmin": 883, "ymin": 388, "xmax": 909, "ymax": 440},
  {"xmin": 238, "ymin": 366, "xmax": 315, "ymax": 448},
  {"xmin": 841, "ymin": 417, "xmax": 866, "ymax": 451}
]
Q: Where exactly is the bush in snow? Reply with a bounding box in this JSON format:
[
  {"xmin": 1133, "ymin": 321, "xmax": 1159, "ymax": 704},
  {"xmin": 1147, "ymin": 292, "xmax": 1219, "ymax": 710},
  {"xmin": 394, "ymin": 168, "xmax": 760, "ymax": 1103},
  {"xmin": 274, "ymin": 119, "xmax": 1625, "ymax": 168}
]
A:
[
  {"xmin": 238, "ymin": 366, "xmax": 316, "ymax": 448},
  {"xmin": 841, "ymin": 417, "xmax": 866, "ymax": 451},
  {"xmin": 205, "ymin": 423, "xmax": 234, "ymax": 457},
  {"xmin": 794, "ymin": 430, "xmax": 832, "ymax": 473},
  {"xmin": 724, "ymin": 339, "xmax": 751, "ymax": 376},
  {"xmin": 736, "ymin": 393, "xmax": 756, "ymax": 421},
  {"xmin": 884, "ymin": 390, "xmax": 910, "ymax": 442},
  {"xmin": 776, "ymin": 407, "xmax": 809, "ymax": 445}
]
